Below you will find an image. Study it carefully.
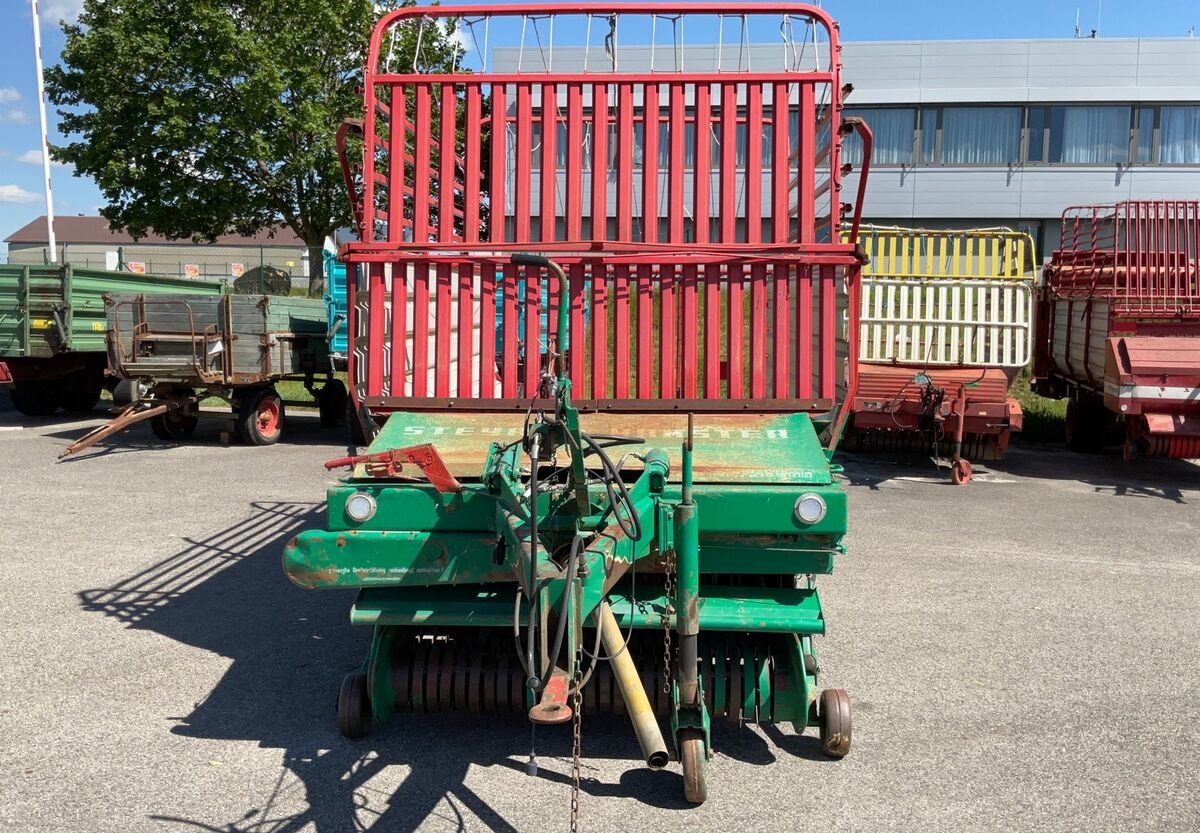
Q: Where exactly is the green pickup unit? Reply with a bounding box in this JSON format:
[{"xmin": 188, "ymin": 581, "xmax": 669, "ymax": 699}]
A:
[{"xmin": 0, "ymin": 263, "xmax": 223, "ymax": 416}]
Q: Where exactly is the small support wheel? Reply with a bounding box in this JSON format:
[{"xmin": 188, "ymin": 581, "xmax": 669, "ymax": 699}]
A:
[
  {"xmin": 336, "ymin": 671, "xmax": 372, "ymax": 740},
  {"xmin": 237, "ymin": 386, "xmax": 284, "ymax": 446},
  {"xmin": 950, "ymin": 458, "xmax": 973, "ymax": 486},
  {"xmin": 678, "ymin": 729, "xmax": 708, "ymax": 805},
  {"xmin": 818, "ymin": 688, "xmax": 852, "ymax": 758}
]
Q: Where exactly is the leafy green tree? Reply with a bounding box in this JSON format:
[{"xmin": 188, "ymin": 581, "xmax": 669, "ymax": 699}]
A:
[{"xmin": 47, "ymin": 0, "xmax": 460, "ymax": 293}]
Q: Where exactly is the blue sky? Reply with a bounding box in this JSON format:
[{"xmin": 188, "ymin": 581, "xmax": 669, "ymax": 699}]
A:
[{"xmin": 1, "ymin": 0, "xmax": 1197, "ymax": 254}]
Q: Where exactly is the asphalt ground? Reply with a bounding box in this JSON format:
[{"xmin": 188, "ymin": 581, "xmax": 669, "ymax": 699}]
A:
[{"xmin": 1, "ymin": 397, "xmax": 1198, "ymax": 832}]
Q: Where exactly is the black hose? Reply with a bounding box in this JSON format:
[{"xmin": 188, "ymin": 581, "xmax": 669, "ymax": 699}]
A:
[
  {"xmin": 536, "ymin": 533, "xmax": 584, "ymax": 690},
  {"xmin": 581, "ymin": 431, "xmax": 643, "ymax": 542},
  {"xmin": 524, "ymin": 438, "xmax": 539, "ymax": 683}
]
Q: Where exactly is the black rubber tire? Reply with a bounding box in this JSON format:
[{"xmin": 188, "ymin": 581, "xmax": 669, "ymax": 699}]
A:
[
  {"xmin": 348, "ymin": 399, "xmax": 370, "ymax": 447},
  {"xmin": 678, "ymin": 729, "xmax": 708, "ymax": 804},
  {"xmin": 237, "ymin": 386, "xmax": 285, "ymax": 446},
  {"xmin": 150, "ymin": 409, "xmax": 199, "ymax": 441},
  {"xmin": 337, "ymin": 671, "xmax": 372, "ymax": 740},
  {"xmin": 317, "ymin": 379, "xmax": 348, "ymax": 429},
  {"xmin": 9, "ymin": 381, "xmax": 59, "ymax": 417},
  {"xmin": 818, "ymin": 688, "xmax": 852, "ymax": 758},
  {"xmin": 57, "ymin": 372, "xmax": 104, "ymax": 413}
]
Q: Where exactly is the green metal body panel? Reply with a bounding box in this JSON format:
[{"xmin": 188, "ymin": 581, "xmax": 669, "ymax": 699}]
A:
[{"xmin": 0, "ymin": 264, "xmax": 222, "ymax": 361}]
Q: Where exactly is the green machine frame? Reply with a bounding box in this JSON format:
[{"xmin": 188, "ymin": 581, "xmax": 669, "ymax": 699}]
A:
[{"xmin": 286, "ymin": 256, "xmax": 854, "ymax": 805}]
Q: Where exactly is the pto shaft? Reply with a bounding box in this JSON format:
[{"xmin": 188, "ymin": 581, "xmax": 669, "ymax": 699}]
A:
[{"xmin": 598, "ymin": 602, "xmax": 669, "ymax": 769}]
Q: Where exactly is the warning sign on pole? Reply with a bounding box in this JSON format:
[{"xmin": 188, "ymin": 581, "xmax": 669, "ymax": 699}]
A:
[
  {"xmin": 128, "ymin": 261, "xmax": 147, "ymax": 274},
  {"xmin": 184, "ymin": 264, "xmax": 200, "ymax": 279}
]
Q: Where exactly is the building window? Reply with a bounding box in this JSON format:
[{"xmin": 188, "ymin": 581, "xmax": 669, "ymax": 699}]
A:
[
  {"xmin": 1160, "ymin": 106, "xmax": 1200, "ymax": 164},
  {"xmin": 919, "ymin": 108, "xmax": 937, "ymax": 163},
  {"xmin": 843, "ymin": 108, "xmax": 915, "ymax": 166},
  {"xmin": 941, "ymin": 107, "xmax": 1021, "ymax": 165},
  {"xmin": 1026, "ymin": 108, "xmax": 1046, "ymax": 162},
  {"xmin": 1048, "ymin": 106, "xmax": 1131, "ymax": 164},
  {"xmin": 1134, "ymin": 107, "xmax": 1155, "ymax": 163}
]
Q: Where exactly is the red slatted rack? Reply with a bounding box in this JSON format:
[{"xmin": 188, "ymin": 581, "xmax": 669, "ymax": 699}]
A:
[{"xmin": 337, "ymin": 3, "xmax": 871, "ymax": 442}]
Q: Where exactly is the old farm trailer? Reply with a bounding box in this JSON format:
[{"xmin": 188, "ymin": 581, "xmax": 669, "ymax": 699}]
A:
[
  {"xmin": 843, "ymin": 226, "xmax": 1037, "ymax": 483},
  {"xmin": 59, "ymin": 293, "xmax": 345, "ymax": 457},
  {"xmin": 286, "ymin": 2, "xmax": 872, "ymax": 811},
  {"xmin": 1034, "ymin": 201, "xmax": 1200, "ymax": 459}
]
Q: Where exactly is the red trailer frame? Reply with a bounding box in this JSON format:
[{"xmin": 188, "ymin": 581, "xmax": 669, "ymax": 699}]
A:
[
  {"xmin": 336, "ymin": 3, "xmax": 871, "ymax": 441},
  {"xmin": 1034, "ymin": 200, "xmax": 1200, "ymax": 459}
]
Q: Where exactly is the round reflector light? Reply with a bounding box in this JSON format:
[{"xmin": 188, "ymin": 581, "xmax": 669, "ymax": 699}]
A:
[
  {"xmin": 345, "ymin": 492, "xmax": 377, "ymax": 523},
  {"xmin": 794, "ymin": 493, "xmax": 827, "ymax": 525}
]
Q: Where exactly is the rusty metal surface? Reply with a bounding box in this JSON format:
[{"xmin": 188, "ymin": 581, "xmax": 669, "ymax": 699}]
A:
[
  {"xmin": 854, "ymin": 365, "xmax": 1013, "ymax": 405},
  {"xmin": 367, "ymin": 410, "xmax": 832, "ymax": 484}
]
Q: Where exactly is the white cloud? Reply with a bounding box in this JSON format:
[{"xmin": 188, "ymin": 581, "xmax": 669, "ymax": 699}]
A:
[
  {"xmin": 0, "ymin": 184, "xmax": 41, "ymax": 204},
  {"xmin": 0, "ymin": 88, "xmax": 19, "ymax": 105},
  {"xmin": 41, "ymin": 0, "xmax": 84, "ymax": 25},
  {"xmin": 17, "ymin": 149, "xmax": 68, "ymax": 167},
  {"xmin": 0, "ymin": 109, "xmax": 31, "ymax": 125}
]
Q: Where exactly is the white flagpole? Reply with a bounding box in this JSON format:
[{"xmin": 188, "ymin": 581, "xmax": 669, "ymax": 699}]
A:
[{"xmin": 30, "ymin": 0, "xmax": 57, "ymax": 263}]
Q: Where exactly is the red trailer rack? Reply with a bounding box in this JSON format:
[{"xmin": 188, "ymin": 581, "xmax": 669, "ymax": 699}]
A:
[
  {"xmin": 1034, "ymin": 200, "xmax": 1200, "ymax": 459},
  {"xmin": 336, "ymin": 2, "xmax": 871, "ymax": 440}
]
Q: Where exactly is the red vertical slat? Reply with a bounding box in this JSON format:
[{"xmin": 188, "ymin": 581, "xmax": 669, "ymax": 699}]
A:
[
  {"xmin": 490, "ymin": 84, "xmax": 507, "ymax": 245},
  {"xmin": 566, "ymin": 84, "xmax": 583, "ymax": 241},
  {"xmin": 411, "ymin": 85, "xmax": 432, "ymax": 397},
  {"xmin": 796, "ymin": 264, "xmax": 813, "ymax": 398},
  {"xmin": 523, "ymin": 266, "xmax": 541, "ymax": 396},
  {"xmin": 390, "ymin": 261, "xmax": 408, "ymax": 396},
  {"xmin": 798, "ymin": 84, "xmax": 816, "ymax": 244},
  {"xmin": 541, "ymin": 83, "xmax": 557, "ymax": 242},
  {"xmin": 464, "ymin": 84, "xmax": 481, "ymax": 244},
  {"xmin": 590, "ymin": 84, "xmax": 610, "ymax": 398},
  {"xmin": 570, "ymin": 263, "xmax": 585, "ymax": 384},
  {"xmin": 772, "ymin": 82, "xmax": 791, "ymax": 397},
  {"xmin": 502, "ymin": 264, "xmax": 518, "ymax": 396},
  {"xmin": 435, "ymin": 83, "xmax": 456, "ymax": 397},
  {"xmin": 457, "ymin": 262, "xmax": 473, "ymax": 396},
  {"xmin": 721, "ymin": 83, "xmax": 742, "ymax": 399},
  {"xmin": 515, "ymin": 84, "xmax": 532, "ymax": 243},
  {"xmin": 695, "ymin": 84, "xmax": 716, "ymax": 398},
  {"xmin": 590, "ymin": 83, "xmax": 609, "ymax": 242},
  {"xmin": 592, "ymin": 265, "xmax": 608, "ymax": 398},
  {"xmin": 660, "ymin": 83, "xmax": 686, "ymax": 399},
  {"xmin": 747, "ymin": 83, "xmax": 766, "ymax": 399},
  {"xmin": 368, "ymin": 262, "xmax": 386, "ymax": 396},
  {"xmin": 388, "ymin": 85, "xmax": 407, "ymax": 234},
  {"xmin": 479, "ymin": 263, "xmax": 495, "ymax": 399},
  {"xmin": 614, "ymin": 84, "xmax": 634, "ymax": 397},
  {"xmin": 637, "ymin": 85, "xmax": 659, "ymax": 398},
  {"xmin": 819, "ymin": 264, "xmax": 836, "ymax": 399},
  {"xmin": 412, "ymin": 265, "xmax": 430, "ymax": 398}
]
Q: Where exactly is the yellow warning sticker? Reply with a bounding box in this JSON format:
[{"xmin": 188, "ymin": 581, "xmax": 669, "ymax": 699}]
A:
[
  {"xmin": 30, "ymin": 319, "xmax": 52, "ymax": 330},
  {"xmin": 92, "ymin": 322, "xmax": 105, "ymax": 332}
]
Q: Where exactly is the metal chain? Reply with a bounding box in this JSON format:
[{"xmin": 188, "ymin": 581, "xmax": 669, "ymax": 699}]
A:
[
  {"xmin": 661, "ymin": 550, "xmax": 676, "ymax": 694},
  {"xmin": 569, "ymin": 635, "xmax": 583, "ymax": 833}
]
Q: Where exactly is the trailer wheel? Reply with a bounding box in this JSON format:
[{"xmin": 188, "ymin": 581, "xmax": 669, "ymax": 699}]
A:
[
  {"xmin": 336, "ymin": 671, "xmax": 372, "ymax": 740},
  {"xmin": 9, "ymin": 381, "xmax": 59, "ymax": 417},
  {"xmin": 678, "ymin": 728, "xmax": 708, "ymax": 805},
  {"xmin": 57, "ymin": 372, "xmax": 103, "ymax": 413},
  {"xmin": 150, "ymin": 409, "xmax": 199, "ymax": 441},
  {"xmin": 317, "ymin": 379, "xmax": 348, "ymax": 429},
  {"xmin": 818, "ymin": 688, "xmax": 852, "ymax": 758},
  {"xmin": 238, "ymin": 387, "xmax": 285, "ymax": 446}
]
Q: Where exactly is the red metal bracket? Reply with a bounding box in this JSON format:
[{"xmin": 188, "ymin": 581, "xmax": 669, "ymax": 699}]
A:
[{"xmin": 324, "ymin": 443, "xmax": 462, "ymax": 492}]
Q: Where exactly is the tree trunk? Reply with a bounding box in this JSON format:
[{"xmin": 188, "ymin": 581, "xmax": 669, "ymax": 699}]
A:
[{"xmin": 307, "ymin": 242, "xmax": 327, "ymax": 297}]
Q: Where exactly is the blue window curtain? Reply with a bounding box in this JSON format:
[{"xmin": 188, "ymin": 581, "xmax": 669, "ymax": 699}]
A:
[
  {"xmin": 842, "ymin": 108, "xmax": 914, "ymax": 166},
  {"xmin": 1161, "ymin": 107, "xmax": 1200, "ymax": 164},
  {"xmin": 1050, "ymin": 106, "xmax": 1130, "ymax": 163},
  {"xmin": 941, "ymin": 107, "xmax": 1021, "ymax": 164}
]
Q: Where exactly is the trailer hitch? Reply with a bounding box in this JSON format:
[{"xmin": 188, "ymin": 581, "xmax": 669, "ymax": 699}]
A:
[{"xmin": 324, "ymin": 443, "xmax": 462, "ymax": 492}]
